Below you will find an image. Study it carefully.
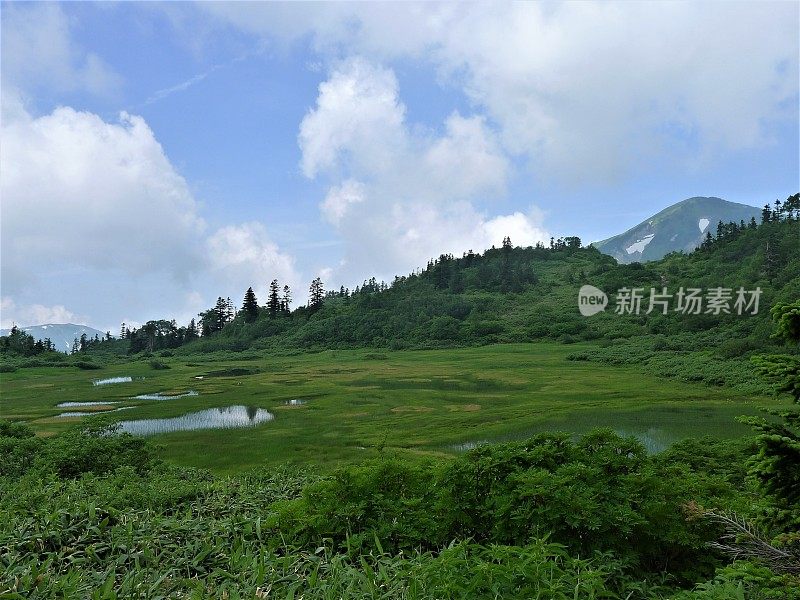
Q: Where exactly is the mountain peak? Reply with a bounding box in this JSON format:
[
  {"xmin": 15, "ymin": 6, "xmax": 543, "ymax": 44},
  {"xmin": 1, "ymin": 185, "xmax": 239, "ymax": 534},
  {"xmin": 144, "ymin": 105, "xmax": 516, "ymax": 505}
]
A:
[
  {"xmin": 592, "ymin": 196, "xmax": 761, "ymax": 264},
  {"xmin": 0, "ymin": 323, "xmax": 107, "ymax": 352}
]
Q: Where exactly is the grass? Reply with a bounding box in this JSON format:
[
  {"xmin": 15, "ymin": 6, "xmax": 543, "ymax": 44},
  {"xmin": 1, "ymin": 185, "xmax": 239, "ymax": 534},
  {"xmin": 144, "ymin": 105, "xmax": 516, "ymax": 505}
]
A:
[{"xmin": 0, "ymin": 342, "xmax": 784, "ymax": 473}]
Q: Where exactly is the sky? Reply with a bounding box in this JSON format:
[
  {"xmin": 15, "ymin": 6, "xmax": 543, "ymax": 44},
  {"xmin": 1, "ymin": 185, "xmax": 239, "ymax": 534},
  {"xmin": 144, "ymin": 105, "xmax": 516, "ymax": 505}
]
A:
[{"xmin": 1, "ymin": 1, "xmax": 798, "ymax": 333}]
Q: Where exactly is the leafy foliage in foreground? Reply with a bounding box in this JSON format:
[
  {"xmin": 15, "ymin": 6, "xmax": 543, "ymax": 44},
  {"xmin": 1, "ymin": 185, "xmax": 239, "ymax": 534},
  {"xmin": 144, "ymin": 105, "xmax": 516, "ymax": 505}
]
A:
[{"xmin": 2, "ymin": 423, "xmax": 798, "ymax": 598}]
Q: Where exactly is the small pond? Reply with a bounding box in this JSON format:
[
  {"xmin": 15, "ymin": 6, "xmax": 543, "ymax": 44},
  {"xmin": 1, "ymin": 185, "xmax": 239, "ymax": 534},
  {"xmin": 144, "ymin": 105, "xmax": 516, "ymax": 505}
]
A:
[
  {"xmin": 57, "ymin": 401, "xmax": 121, "ymax": 408},
  {"xmin": 285, "ymin": 399, "xmax": 306, "ymax": 406},
  {"xmin": 117, "ymin": 405, "xmax": 274, "ymax": 435},
  {"xmin": 57, "ymin": 406, "xmax": 135, "ymax": 418},
  {"xmin": 448, "ymin": 428, "xmax": 677, "ymax": 455},
  {"xmin": 93, "ymin": 376, "xmax": 133, "ymax": 386},
  {"xmin": 133, "ymin": 391, "xmax": 199, "ymax": 401}
]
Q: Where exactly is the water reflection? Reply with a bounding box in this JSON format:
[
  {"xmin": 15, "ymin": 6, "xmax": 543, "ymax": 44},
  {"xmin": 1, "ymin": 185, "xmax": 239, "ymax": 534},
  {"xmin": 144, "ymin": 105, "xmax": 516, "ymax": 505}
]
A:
[
  {"xmin": 57, "ymin": 407, "xmax": 135, "ymax": 417},
  {"xmin": 448, "ymin": 428, "xmax": 678, "ymax": 455},
  {"xmin": 614, "ymin": 428, "xmax": 675, "ymax": 454},
  {"xmin": 93, "ymin": 377, "xmax": 133, "ymax": 386},
  {"xmin": 449, "ymin": 440, "xmax": 488, "ymax": 452},
  {"xmin": 118, "ymin": 405, "xmax": 274, "ymax": 435},
  {"xmin": 57, "ymin": 401, "xmax": 120, "ymax": 407},
  {"xmin": 133, "ymin": 391, "xmax": 199, "ymax": 401},
  {"xmin": 285, "ymin": 399, "xmax": 306, "ymax": 406}
]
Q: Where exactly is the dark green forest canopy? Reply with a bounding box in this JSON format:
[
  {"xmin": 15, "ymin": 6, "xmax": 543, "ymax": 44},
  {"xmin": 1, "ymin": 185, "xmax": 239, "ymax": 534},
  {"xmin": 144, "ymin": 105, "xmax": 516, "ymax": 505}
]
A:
[{"xmin": 4, "ymin": 194, "xmax": 795, "ymax": 363}]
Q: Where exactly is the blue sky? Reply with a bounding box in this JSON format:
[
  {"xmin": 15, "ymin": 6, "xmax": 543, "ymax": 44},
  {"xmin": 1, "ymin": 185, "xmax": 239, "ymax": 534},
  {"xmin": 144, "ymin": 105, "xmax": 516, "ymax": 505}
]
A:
[{"xmin": 1, "ymin": 1, "xmax": 798, "ymax": 332}]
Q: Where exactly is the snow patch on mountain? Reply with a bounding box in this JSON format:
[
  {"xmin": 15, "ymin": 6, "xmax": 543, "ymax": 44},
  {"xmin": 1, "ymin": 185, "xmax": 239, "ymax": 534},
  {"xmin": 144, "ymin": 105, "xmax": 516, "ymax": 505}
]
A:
[
  {"xmin": 625, "ymin": 234, "xmax": 655, "ymax": 255},
  {"xmin": 698, "ymin": 218, "xmax": 710, "ymax": 233}
]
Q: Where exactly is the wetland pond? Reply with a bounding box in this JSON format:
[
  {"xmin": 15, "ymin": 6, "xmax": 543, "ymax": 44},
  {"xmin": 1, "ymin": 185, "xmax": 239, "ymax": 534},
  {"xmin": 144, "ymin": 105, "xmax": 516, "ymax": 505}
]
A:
[
  {"xmin": 118, "ymin": 405, "xmax": 274, "ymax": 435},
  {"xmin": 93, "ymin": 376, "xmax": 133, "ymax": 386},
  {"xmin": 133, "ymin": 391, "xmax": 199, "ymax": 400}
]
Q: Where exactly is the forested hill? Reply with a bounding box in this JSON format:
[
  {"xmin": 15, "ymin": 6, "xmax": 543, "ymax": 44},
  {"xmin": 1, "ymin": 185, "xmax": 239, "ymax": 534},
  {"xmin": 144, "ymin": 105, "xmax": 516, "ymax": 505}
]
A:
[
  {"xmin": 172, "ymin": 199, "xmax": 797, "ymax": 354},
  {"xmin": 2, "ymin": 195, "xmax": 798, "ymax": 365}
]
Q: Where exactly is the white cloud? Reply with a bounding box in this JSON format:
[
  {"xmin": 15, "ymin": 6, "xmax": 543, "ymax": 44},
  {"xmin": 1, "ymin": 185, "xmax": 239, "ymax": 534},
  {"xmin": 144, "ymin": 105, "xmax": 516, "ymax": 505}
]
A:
[
  {"xmin": 1, "ymin": 2, "xmax": 121, "ymax": 97},
  {"xmin": 0, "ymin": 297, "xmax": 85, "ymax": 330},
  {"xmin": 206, "ymin": 223, "xmax": 300, "ymax": 304},
  {"xmin": 1, "ymin": 105, "xmax": 206, "ymax": 292},
  {"xmin": 321, "ymin": 180, "xmax": 366, "ymax": 226},
  {"xmin": 298, "ymin": 58, "xmax": 546, "ymax": 285},
  {"xmin": 206, "ymin": 2, "xmax": 799, "ymax": 181},
  {"xmin": 1, "ymin": 100, "xmax": 301, "ymax": 327}
]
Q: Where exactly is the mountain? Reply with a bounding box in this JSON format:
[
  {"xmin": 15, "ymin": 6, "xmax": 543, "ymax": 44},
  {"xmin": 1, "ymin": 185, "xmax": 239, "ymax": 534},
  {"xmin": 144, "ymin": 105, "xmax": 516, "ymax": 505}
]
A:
[
  {"xmin": 0, "ymin": 324, "xmax": 106, "ymax": 352},
  {"xmin": 592, "ymin": 197, "xmax": 762, "ymax": 264}
]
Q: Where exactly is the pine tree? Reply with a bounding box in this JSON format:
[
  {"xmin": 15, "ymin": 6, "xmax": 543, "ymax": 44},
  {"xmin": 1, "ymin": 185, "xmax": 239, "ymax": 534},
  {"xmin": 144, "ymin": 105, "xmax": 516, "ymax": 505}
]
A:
[
  {"xmin": 309, "ymin": 277, "xmax": 324, "ymax": 311},
  {"xmin": 242, "ymin": 287, "xmax": 259, "ymax": 323},
  {"xmin": 186, "ymin": 318, "xmax": 198, "ymax": 341},
  {"xmin": 267, "ymin": 279, "xmax": 281, "ymax": 318},
  {"xmin": 282, "ymin": 285, "xmax": 292, "ymax": 315},
  {"xmin": 745, "ymin": 301, "xmax": 800, "ymax": 530}
]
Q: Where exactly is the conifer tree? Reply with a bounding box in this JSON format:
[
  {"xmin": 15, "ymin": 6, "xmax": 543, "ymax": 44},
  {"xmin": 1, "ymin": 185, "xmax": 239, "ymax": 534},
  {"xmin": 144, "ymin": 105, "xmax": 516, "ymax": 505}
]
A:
[
  {"xmin": 242, "ymin": 287, "xmax": 259, "ymax": 323},
  {"xmin": 185, "ymin": 318, "xmax": 198, "ymax": 341},
  {"xmin": 267, "ymin": 279, "xmax": 281, "ymax": 318},
  {"xmin": 745, "ymin": 301, "xmax": 800, "ymax": 530},
  {"xmin": 282, "ymin": 285, "xmax": 292, "ymax": 315},
  {"xmin": 309, "ymin": 277, "xmax": 324, "ymax": 311}
]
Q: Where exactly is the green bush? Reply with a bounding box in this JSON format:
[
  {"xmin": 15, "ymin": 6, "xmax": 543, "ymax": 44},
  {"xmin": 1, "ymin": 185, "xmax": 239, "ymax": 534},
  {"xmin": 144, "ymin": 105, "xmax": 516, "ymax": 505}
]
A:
[{"xmin": 74, "ymin": 360, "xmax": 102, "ymax": 370}]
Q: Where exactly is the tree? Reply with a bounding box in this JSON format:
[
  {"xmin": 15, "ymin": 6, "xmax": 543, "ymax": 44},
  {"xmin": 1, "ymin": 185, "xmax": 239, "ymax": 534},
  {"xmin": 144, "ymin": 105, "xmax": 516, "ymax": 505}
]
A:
[
  {"xmin": 225, "ymin": 297, "xmax": 235, "ymax": 322},
  {"xmin": 185, "ymin": 318, "xmax": 198, "ymax": 342},
  {"xmin": 267, "ymin": 279, "xmax": 281, "ymax": 318},
  {"xmin": 309, "ymin": 277, "xmax": 324, "ymax": 311},
  {"xmin": 282, "ymin": 285, "xmax": 292, "ymax": 315},
  {"xmin": 745, "ymin": 301, "xmax": 800, "ymax": 531},
  {"xmin": 242, "ymin": 287, "xmax": 259, "ymax": 323}
]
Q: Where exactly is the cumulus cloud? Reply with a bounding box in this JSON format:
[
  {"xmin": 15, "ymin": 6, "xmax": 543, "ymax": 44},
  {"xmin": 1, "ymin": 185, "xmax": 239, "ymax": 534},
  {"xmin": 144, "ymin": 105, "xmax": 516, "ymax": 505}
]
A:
[
  {"xmin": 206, "ymin": 1, "xmax": 799, "ymax": 181},
  {"xmin": 1, "ymin": 2, "xmax": 121, "ymax": 97},
  {"xmin": 206, "ymin": 223, "xmax": 300, "ymax": 302},
  {"xmin": 298, "ymin": 58, "xmax": 546, "ymax": 284},
  {"xmin": 0, "ymin": 100, "xmax": 300, "ymax": 328},
  {"xmin": 1, "ymin": 105, "xmax": 206, "ymax": 293},
  {"xmin": 0, "ymin": 297, "xmax": 85, "ymax": 330}
]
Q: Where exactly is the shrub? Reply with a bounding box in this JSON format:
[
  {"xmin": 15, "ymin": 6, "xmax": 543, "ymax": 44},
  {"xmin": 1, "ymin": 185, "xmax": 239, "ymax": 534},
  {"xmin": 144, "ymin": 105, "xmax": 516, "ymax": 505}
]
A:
[
  {"xmin": 75, "ymin": 360, "xmax": 102, "ymax": 370},
  {"xmin": 149, "ymin": 359, "xmax": 170, "ymax": 370}
]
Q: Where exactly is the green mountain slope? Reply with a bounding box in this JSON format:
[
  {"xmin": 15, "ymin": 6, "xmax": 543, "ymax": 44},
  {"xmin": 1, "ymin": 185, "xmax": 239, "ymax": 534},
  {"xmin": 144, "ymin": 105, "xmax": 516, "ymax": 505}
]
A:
[
  {"xmin": 592, "ymin": 196, "xmax": 762, "ymax": 263},
  {"xmin": 186, "ymin": 204, "xmax": 798, "ymax": 361}
]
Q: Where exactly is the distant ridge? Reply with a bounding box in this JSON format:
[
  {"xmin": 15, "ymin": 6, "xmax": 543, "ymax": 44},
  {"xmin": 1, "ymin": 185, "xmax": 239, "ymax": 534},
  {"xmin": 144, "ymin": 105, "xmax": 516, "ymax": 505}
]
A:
[
  {"xmin": 592, "ymin": 196, "xmax": 762, "ymax": 264},
  {"xmin": 0, "ymin": 323, "xmax": 106, "ymax": 352}
]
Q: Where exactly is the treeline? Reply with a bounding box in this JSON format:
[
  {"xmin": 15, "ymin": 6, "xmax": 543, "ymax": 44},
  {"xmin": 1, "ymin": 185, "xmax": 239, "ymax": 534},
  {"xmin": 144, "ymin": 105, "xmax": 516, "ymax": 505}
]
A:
[
  {"xmin": 0, "ymin": 327, "xmax": 60, "ymax": 357},
  {"xmin": 2, "ymin": 195, "xmax": 798, "ymax": 360},
  {"xmin": 699, "ymin": 193, "xmax": 799, "ymax": 251}
]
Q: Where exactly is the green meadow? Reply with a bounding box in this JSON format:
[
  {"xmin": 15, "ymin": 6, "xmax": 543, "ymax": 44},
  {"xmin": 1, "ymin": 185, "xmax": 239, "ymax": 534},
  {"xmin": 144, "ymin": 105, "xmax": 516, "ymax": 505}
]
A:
[{"xmin": 1, "ymin": 342, "xmax": 782, "ymax": 473}]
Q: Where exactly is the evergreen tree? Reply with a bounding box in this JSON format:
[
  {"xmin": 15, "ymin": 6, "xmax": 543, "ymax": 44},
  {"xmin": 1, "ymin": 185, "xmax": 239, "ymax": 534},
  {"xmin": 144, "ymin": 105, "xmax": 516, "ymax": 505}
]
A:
[
  {"xmin": 282, "ymin": 285, "xmax": 292, "ymax": 315},
  {"xmin": 267, "ymin": 279, "xmax": 281, "ymax": 318},
  {"xmin": 745, "ymin": 301, "xmax": 800, "ymax": 531},
  {"xmin": 185, "ymin": 318, "xmax": 198, "ymax": 341},
  {"xmin": 226, "ymin": 297, "xmax": 235, "ymax": 322},
  {"xmin": 309, "ymin": 277, "xmax": 324, "ymax": 311},
  {"xmin": 242, "ymin": 287, "xmax": 259, "ymax": 323},
  {"xmin": 762, "ymin": 203, "xmax": 772, "ymax": 224}
]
